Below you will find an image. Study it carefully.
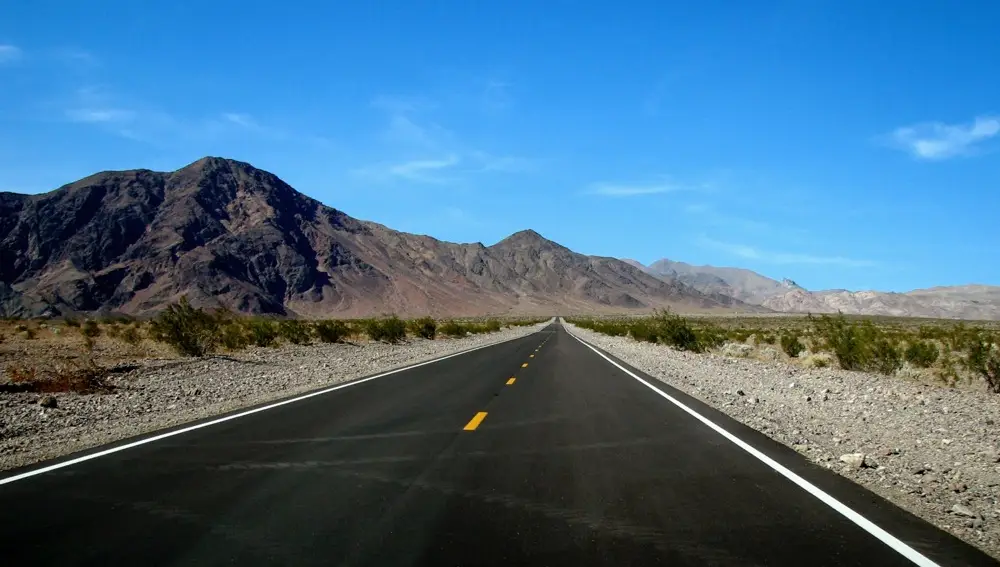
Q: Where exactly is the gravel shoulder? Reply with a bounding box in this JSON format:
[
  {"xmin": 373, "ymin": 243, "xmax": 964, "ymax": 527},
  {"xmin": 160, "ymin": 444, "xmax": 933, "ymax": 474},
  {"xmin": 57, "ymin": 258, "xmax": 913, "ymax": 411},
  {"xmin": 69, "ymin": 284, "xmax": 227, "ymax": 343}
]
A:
[
  {"xmin": 0, "ymin": 323, "xmax": 547, "ymax": 472},
  {"xmin": 564, "ymin": 322, "xmax": 1000, "ymax": 560}
]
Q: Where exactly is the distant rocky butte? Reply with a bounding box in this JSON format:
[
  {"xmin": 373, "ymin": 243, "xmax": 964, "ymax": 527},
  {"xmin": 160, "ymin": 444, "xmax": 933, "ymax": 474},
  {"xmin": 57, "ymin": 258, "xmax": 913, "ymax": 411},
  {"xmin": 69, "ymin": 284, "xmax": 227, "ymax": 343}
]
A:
[
  {"xmin": 630, "ymin": 259, "xmax": 1000, "ymax": 321},
  {"xmin": 0, "ymin": 157, "xmax": 754, "ymax": 318}
]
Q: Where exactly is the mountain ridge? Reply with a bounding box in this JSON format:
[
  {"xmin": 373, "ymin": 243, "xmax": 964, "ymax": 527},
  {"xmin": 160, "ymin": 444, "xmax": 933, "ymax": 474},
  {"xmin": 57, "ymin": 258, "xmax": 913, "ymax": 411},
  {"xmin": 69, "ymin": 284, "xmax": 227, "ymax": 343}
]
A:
[
  {"xmin": 629, "ymin": 258, "xmax": 1000, "ymax": 320},
  {"xmin": 0, "ymin": 157, "xmax": 749, "ymax": 318}
]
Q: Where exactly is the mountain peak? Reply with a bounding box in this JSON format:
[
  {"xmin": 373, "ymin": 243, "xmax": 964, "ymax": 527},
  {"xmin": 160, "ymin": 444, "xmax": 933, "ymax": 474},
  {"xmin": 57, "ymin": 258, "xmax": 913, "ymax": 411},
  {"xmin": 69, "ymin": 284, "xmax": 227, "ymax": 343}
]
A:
[
  {"xmin": 493, "ymin": 229, "xmax": 559, "ymax": 247},
  {"xmin": 178, "ymin": 156, "xmax": 256, "ymax": 174}
]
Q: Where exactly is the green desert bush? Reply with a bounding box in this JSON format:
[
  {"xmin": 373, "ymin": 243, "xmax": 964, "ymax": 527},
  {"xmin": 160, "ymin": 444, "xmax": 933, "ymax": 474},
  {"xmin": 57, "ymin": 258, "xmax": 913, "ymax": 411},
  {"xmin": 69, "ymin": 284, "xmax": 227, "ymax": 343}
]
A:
[
  {"xmin": 81, "ymin": 320, "xmax": 101, "ymax": 338},
  {"xmin": 407, "ymin": 317, "xmax": 437, "ymax": 340},
  {"xmin": 244, "ymin": 319, "xmax": 279, "ymax": 347},
  {"xmin": 904, "ymin": 340, "xmax": 939, "ymax": 368},
  {"xmin": 439, "ymin": 320, "xmax": 467, "ymax": 337},
  {"xmin": 812, "ymin": 314, "xmax": 902, "ymax": 375},
  {"xmin": 119, "ymin": 325, "xmax": 142, "ymax": 346},
  {"xmin": 966, "ymin": 339, "xmax": 1000, "ymax": 393},
  {"xmin": 365, "ymin": 316, "xmax": 406, "ymax": 343},
  {"xmin": 278, "ymin": 320, "xmax": 313, "ymax": 345},
  {"xmin": 315, "ymin": 320, "xmax": 350, "ymax": 343},
  {"xmin": 780, "ymin": 332, "xmax": 805, "ymax": 358},
  {"xmin": 149, "ymin": 297, "xmax": 219, "ymax": 357}
]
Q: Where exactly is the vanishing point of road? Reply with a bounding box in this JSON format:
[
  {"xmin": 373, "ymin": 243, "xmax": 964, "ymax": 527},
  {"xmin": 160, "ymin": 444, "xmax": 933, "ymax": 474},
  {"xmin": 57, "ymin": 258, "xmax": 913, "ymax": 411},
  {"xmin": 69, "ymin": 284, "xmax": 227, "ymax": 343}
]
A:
[{"xmin": 1, "ymin": 322, "xmax": 996, "ymax": 566}]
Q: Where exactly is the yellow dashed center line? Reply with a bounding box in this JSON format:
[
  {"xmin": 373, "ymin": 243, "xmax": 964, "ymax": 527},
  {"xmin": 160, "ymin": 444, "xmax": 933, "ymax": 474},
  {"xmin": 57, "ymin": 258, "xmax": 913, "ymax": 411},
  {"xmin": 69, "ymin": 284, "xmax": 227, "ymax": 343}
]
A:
[
  {"xmin": 506, "ymin": 377, "xmax": 516, "ymax": 385},
  {"xmin": 529, "ymin": 354, "xmax": 534, "ymax": 358},
  {"xmin": 463, "ymin": 411, "xmax": 488, "ymax": 431},
  {"xmin": 521, "ymin": 363, "xmax": 528, "ymax": 368}
]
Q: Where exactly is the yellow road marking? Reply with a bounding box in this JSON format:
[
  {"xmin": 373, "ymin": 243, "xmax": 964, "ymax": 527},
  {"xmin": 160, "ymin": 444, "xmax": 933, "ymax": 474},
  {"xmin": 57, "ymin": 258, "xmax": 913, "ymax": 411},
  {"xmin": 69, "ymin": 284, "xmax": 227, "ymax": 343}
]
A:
[
  {"xmin": 521, "ymin": 363, "xmax": 528, "ymax": 368},
  {"xmin": 529, "ymin": 354, "xmax": 535, "ymax": 358},
  {"xmin": 463, "ymin": 412, "xmax": 488, "ymax": 431},
  {"xmin": 506, "ymin": 377, "xmax": 516, "ymax": 385}
]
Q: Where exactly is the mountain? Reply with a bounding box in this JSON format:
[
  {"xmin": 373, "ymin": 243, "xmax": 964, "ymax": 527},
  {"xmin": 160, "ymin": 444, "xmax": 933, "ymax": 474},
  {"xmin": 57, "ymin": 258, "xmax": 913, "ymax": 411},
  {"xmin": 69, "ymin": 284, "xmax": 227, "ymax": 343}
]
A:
[
  {"xmin": 0, "ymin": 157, "xmax": 748, "ymax": 318},
  {"xmin": 633, "ymin": 258, "xmax": 1000, "ymax": 320},
  {"xmin": 644, "ymin": 259, "xmax": 803, "ymax": 304},
  {"xmin": 761, "ymin": 286, "xmax": 1000, "ymax": 320}
]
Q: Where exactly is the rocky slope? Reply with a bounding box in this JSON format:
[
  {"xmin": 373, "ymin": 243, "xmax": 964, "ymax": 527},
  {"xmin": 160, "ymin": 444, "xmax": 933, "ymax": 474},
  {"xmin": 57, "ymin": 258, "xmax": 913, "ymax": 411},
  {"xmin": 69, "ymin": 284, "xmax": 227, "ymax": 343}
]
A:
[
  {"xmin": 760, "ymin": 286, "xmax": 1000, "ymax": 320},
  {"xmin": 633, "ymin": 258, "xmax": 1000, "ymax": 320},
  {"xmin": 0, "ymin": 157, "xmax": 743, "ymax": 318},
  {"xmin": 644, "ymin": 258, "xmax": 802, "ymax": 304}
]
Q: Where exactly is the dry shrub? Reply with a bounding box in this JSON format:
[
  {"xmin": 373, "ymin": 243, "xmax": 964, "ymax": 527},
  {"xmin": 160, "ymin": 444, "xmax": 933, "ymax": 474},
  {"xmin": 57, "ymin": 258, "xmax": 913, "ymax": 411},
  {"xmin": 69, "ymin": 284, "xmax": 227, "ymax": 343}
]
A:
[{"xmin": 3, "ymin": 362, "xmax": 113, "ymax": 394}]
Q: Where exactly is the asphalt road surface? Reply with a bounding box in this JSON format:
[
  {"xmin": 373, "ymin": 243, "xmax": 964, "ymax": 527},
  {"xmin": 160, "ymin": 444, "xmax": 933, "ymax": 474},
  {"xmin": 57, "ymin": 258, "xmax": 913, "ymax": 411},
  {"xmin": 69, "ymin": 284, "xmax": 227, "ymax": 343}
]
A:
[{"xmin": 1, "ymin": 323, "xmax": 997, "ymax": 566}]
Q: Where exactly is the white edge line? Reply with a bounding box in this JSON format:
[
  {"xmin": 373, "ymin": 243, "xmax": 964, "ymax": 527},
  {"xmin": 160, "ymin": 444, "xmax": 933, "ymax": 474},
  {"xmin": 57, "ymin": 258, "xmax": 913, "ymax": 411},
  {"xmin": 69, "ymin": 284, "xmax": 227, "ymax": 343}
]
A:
[
  {"xmin": 0, "ymin": 325, "xmax": 549, "ymax": 486},
  {"xmin": 563, "ymin": 326, "xmax": 939, "ymax": 567}
]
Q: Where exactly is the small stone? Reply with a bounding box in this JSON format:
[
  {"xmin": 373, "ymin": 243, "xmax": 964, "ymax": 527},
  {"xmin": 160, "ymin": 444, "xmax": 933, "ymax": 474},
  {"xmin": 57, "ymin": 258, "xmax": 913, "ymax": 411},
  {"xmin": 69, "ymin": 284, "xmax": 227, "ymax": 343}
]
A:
[
  {"xmin": 748, "ymin": 397, "xmax": 758, "ymax": 404},
  {"xmin": 839, "ymin": 453, "xmax": 866, "ymax": 469},
  {"xmin": 788, "ymin": 382, "xmax": 796, "ymax": 388},
  {"xmin": 951, "ymin": 482, "xmax": 968, "ymax": 493},
  {"xmin": 973, "ymin": 517, "xmax": 984, "ymax": 529},
  {"xmin": 942, "ymin": 439, "xmax": 953, "ymax": 445},
  {"xmin": 951, "ymin": 504, "xmax": 977, "ymax": 518},
  {"xmin": 736, "ymin": 389, "xmax": 745, "ymax": 396},
  {"xmin": 38, "ymin": 395, "xmax": 57, "ymax": 409},
  {"xmin": 804, "ymin": 395, "xmax": 811, "ymax": 402}
]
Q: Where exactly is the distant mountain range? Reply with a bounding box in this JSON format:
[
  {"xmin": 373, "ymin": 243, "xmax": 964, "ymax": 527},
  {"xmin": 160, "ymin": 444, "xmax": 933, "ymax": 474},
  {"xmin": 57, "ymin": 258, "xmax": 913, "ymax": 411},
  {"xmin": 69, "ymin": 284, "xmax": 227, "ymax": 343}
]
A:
[
  {"xmin": 624, "ymin": 259, "xmax": 1000, "ymax": 321},
  {"xmin": 0, "ymin": 157, "xmax": 751, "ymax": 318},
  {"xmin": 3, "ymin": 157, "xmax": 996, "ymax": 320}
]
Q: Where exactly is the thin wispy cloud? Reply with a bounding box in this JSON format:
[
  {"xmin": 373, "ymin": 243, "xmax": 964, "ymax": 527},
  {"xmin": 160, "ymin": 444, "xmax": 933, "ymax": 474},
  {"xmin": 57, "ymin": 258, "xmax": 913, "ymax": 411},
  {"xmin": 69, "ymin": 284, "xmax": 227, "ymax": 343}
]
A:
[
  {"xmin": 222, "ymin": 112, "xmax": 260, "ymax": 129},
  {"xmin": 0, "ymin": 44, "xmax": 22, "ymax": 63},
  {"xmin": 358, "ymin": 91, "xmax": 538, "ymax": 184},
  {"xmin": 888, "ymin": 115, "xmax": 1000, "ymax": 160},
  {"xmin": 354, "ymin": 154, "xmax": 461, "ymax": 184},
  {"xmin": 587, "ymin": 181, "xmax": 685, "ymax": 197},
  {"xmin": 65, "ymin": 108, "xmax": 136, "ymax": 123},
  {"xmin": 698, "ymin": 236, "xmax": 876, "ymax": 267}
]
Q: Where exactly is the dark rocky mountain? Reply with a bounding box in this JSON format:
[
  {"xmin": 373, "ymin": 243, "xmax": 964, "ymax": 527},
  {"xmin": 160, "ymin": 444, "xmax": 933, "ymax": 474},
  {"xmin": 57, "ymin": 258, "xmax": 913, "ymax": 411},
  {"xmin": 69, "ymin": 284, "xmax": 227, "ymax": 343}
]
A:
[{"xmin": 0, "ymin": 157, "xmax": 750, "ymax": 318}]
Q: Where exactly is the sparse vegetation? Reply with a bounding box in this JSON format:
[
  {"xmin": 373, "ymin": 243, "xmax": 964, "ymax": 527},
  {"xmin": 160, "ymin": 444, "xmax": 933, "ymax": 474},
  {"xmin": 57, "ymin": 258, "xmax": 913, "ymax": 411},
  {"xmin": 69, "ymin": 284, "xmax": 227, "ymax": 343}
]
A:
[
  {"xmin": 148, "ymin": 297, "xmax": 219, "ymax": 356},
  {"xmin": 904, "ymin": 340, "xmax": 939, "ymax": 368},
  {"xmin": 568, "ymin": 311, "xmax": 1000, "ymax": 391},
  {"xmin": 780, "ymin": 332, "xmax": 805, "ymax": 358},
  {"xmin": 3, "ymin": 361, "xmax": 112, "ymax": 394},
  {"xmin": 407, "ymin": 317, "xmax": 437, "ymax": 340},
  {"xmin": 439, "ymin": 320, "xmax": 467, "ymax": 337},
  {"xmin": 244, "ymin": 319, "xmax": 279, "ymax": 347},
  {"xmin": 364, "ymin": 316, "xmax": 407, "ymax": 343},
  {"xmin": 278, "ymin": 320, "xmax": 313, "ymax": 345},
  {"xmin": 81, "ymin": 320, "xmax": 101, "ymax": 338},
  {"xmin": 966, "ymin": 339, "xmax": 1000, "ymax": 393},
  {"xmin": 119, "ymin": 325, "xmax": 142, "ymax": 345},
  {"xmin": 315, "ymin": 320, "xmax": 350, "ymax": 343}
]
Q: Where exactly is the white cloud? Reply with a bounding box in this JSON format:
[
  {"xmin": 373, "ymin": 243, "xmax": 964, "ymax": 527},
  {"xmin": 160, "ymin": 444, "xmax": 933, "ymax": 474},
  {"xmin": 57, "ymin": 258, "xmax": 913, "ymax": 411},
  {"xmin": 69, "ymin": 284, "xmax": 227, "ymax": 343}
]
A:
[
  {"xmin": 389, "ymin": 155, "xmax": 460, "ymax": 179},
  {"xmin": 888, "ymin": 115, "xmax": 1000, "ymax": 160},
  {"xmin": 0, "ymin": 44, "xmax": 22, "ymax": 63},
  {"xmin": 587, "ymin": 181, "xmax": 684, "ymax": 197},
  {"xmin": 468, "ymin": 151, "xmax": 536, "ymax": 173},
  {"xmin": 698, "ymin": 236, "xmax": 876, "ymax": 267},
  {"xmin": 65, "ymin": 108, "xmax": 136, "ymax": 123},
  {"xmin": 222, "ymin": 112, "xmax": 260, "ymax": 129},
  {"xmin": 359, "ymin": 91, "xmax": 538, "ymax": 184},
  {"xmin": 355, "ymin": 155, "xmax": 461, "ymax": 184}
]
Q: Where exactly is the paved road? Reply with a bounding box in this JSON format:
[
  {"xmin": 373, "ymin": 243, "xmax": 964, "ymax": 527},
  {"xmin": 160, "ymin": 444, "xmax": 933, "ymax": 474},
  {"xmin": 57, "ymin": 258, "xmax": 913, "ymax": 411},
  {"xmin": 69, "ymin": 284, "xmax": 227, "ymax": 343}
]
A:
[{"xmin": 1, "ymin": 323, "xmax": 996, "ymax": 566}]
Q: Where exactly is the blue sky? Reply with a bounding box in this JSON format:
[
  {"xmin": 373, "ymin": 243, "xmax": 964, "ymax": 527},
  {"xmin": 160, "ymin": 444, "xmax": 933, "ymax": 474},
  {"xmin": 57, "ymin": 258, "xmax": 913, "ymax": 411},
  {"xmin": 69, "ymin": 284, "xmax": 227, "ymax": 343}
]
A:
[{"xmin": 2, "ymin": 1, "xmax": 999, "ymax": 292}]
